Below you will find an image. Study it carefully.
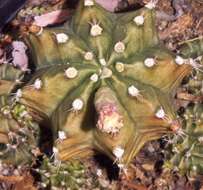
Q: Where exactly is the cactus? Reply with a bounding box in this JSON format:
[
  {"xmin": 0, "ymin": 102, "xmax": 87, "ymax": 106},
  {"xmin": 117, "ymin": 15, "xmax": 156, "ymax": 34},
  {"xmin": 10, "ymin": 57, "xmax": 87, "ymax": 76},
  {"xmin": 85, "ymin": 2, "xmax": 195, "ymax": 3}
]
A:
[
  {"xmin": 164, "ymin": 57, "xmax": 203, "ymax": 176},
  {"xmin": 18, "ymin": 0, "xmax": 194, "ymax": 167},
  {"xmin": 0, "ymin": 64, "xmax": 40, "ymax": 165},
  {"xmin": 179, "ymin": 37, "xmax": 203, "ymax": 59},
  {"xmin": 164, "ymin": 103, "xmax": 203, "ymax": 176},
  {"xmin": 36, "ymin": 156, "xmax": 86, "ymax": 189},
  {"xmin": 0, "ymin": 0, "xmax": 196, "ymax": 170}
]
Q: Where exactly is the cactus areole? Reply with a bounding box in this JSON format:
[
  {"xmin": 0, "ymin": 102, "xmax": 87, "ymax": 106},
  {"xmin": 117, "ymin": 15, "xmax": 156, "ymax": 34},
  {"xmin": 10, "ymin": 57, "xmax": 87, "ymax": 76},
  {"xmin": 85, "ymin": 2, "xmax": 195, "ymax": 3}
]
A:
[{"xmin": 0, "ymin": 0, "xmax": 193, "ymax": 167}]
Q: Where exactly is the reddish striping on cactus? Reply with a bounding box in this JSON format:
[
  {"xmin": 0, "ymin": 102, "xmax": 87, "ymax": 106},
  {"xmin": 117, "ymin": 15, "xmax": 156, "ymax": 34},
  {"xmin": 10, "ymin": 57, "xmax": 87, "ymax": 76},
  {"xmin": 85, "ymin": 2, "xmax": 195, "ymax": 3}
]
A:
[{"xmin": 96, "ymin": 103, "xmax": 123, "ymax": 134}]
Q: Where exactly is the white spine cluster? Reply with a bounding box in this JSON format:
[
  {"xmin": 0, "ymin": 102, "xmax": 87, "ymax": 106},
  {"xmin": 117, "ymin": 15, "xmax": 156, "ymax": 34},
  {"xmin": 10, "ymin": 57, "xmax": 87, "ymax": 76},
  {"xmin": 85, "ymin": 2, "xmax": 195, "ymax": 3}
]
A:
[
  {"xmin": 99, "ymin": 58, "xmax": 107, "ymax": 66},
  {"xmin": 58, "ymin": 131, "xmax": 67, "ymax": 140},
  {"xmin": 133, "ymin": 15, "xmax": 145, "ymax": 26},
  {"xmin": 52, "ymin": 147, "xmax": 61, "ymax": 165},
  {"xmin": 15, "ymin": 89, "xmax": 22, "ymax": 101},
  {"xmin": 84, "ymin": 0, "xmax": 94, "ymax": 6},
  {"xmin": 115, "ymin": 62, "xmax": 125, "ymax": 72},
  {"xmin": 128, "ymin": 85, "xmax": 140, "ymax": 97},
  {"xmin": 100, "ymin": 67, "xmax": 112, "ymax": 79},
  {"xmin": 113, "ymin": 146, "xmax": 124, "ymax": 160},
  {"xmin": 65, "ymin": 67, "xmax": 78, "ymax": 79},
  {"xmin": 114, "ymin": 41, "xmax": 125, "ymax": 53},
  {"xmin": 84, "ymin": 51, "xmax": 94, "ymax": 60},
  {"xmin": 56, "ymin": 33, "xmax": 69, "ymax": 43},
  {"xmin": 198, "ymin": 136, "xmax": 203, "ymax": 143},
  {"xmin": 145, "ymin": 0, "xmax": 158, "ymax": 9},
  {"xmin": 90, "ymin": 73, "xmax": 99, "ymax": 82},
  {"xmin": 155, "ymin": 107, "xmax": 165, "ymax": 119},
  {"xmin": 34, "ymin": 78, "xmax": 42, "ymax": 90},
  {"xmin": 72, "ymin": 98, "xmax": 84, "ymax": 111},
  {"xmin": 144, "ymin": 58, "xmax": 156, "ymax": 67},
  {"xmin": 90, "ymin": 24, "xmax": 103, "ymax": 37},
  {"xmin": 175, "ymin": 55, "xmax": 185, "ymax": 65}
]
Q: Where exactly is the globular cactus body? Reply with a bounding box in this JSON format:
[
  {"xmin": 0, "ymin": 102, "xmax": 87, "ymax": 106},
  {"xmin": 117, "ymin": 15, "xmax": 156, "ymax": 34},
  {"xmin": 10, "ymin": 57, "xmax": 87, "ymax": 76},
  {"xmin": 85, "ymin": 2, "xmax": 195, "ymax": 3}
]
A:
[{"xmin": 0, "ymin": 0, "xmax": 196, "ymax": 169}]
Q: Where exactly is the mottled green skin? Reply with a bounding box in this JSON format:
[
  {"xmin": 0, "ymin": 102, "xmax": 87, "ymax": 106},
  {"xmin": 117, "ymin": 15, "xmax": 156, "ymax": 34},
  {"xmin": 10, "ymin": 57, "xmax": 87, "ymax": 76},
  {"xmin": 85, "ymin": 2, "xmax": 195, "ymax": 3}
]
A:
[{"xmin": 0, "ymin": 0, "xmax": 193, "ymax": 167}]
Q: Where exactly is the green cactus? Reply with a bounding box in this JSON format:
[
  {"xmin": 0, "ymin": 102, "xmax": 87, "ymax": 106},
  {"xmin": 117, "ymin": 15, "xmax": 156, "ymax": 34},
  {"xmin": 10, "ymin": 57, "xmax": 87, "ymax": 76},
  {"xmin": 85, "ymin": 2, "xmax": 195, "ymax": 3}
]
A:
[
  {"xmin": 0, "ymin": 64, "xmax": 22, "ymax": 148},
  {"xmin": 164, "ymin": 103, "xmax": 203, "ymax": 176},
  {"xmin": 0, "ymin": 0, "xmax": 198, "ymax": 170},
  {"xmin": 179, "ymin": 37, "xmax": 203, "ymax": 59},
  {"xmin": 35, "ymin": 155, "xmax": 110, "ymax": 190},
  {"xmin": 0, "ymin": 64, "xmax": 40, "ymax": 165},
  {"xmin": 163, "ymin": 57, "xmax": 203, "ymax": 176},
  {"xmin": 36, "ymin": 156, "xmax": 86, "ymax": 189}
]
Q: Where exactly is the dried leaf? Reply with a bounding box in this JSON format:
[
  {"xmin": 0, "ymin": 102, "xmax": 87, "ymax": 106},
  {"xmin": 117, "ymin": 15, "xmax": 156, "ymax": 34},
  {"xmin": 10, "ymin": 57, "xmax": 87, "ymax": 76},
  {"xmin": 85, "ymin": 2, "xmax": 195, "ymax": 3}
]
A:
[
  {"xmin": 11, "ymin": 41, "xmax": 28, "ymax": 71},
  {"xmin": 95, "ymin": 0, "xmax": 119, "ymax": 12},
  {"xmin": 177, "ymin": 92, "xmax": 203, "ymax": 102},
  {"xmin": 0, "ymin": 173, "xmax": 36, "ymax": 190},
  {"xmin": 34, "ymin": 9, "xmax": 71, "ymax": 27},
  {"xmin": 14, "ymin": 174, "xmax": 37, "ymax": 190},
  {"xmin": 159, "ymin": 14, "xmax": 193, "ymax": 40}
]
